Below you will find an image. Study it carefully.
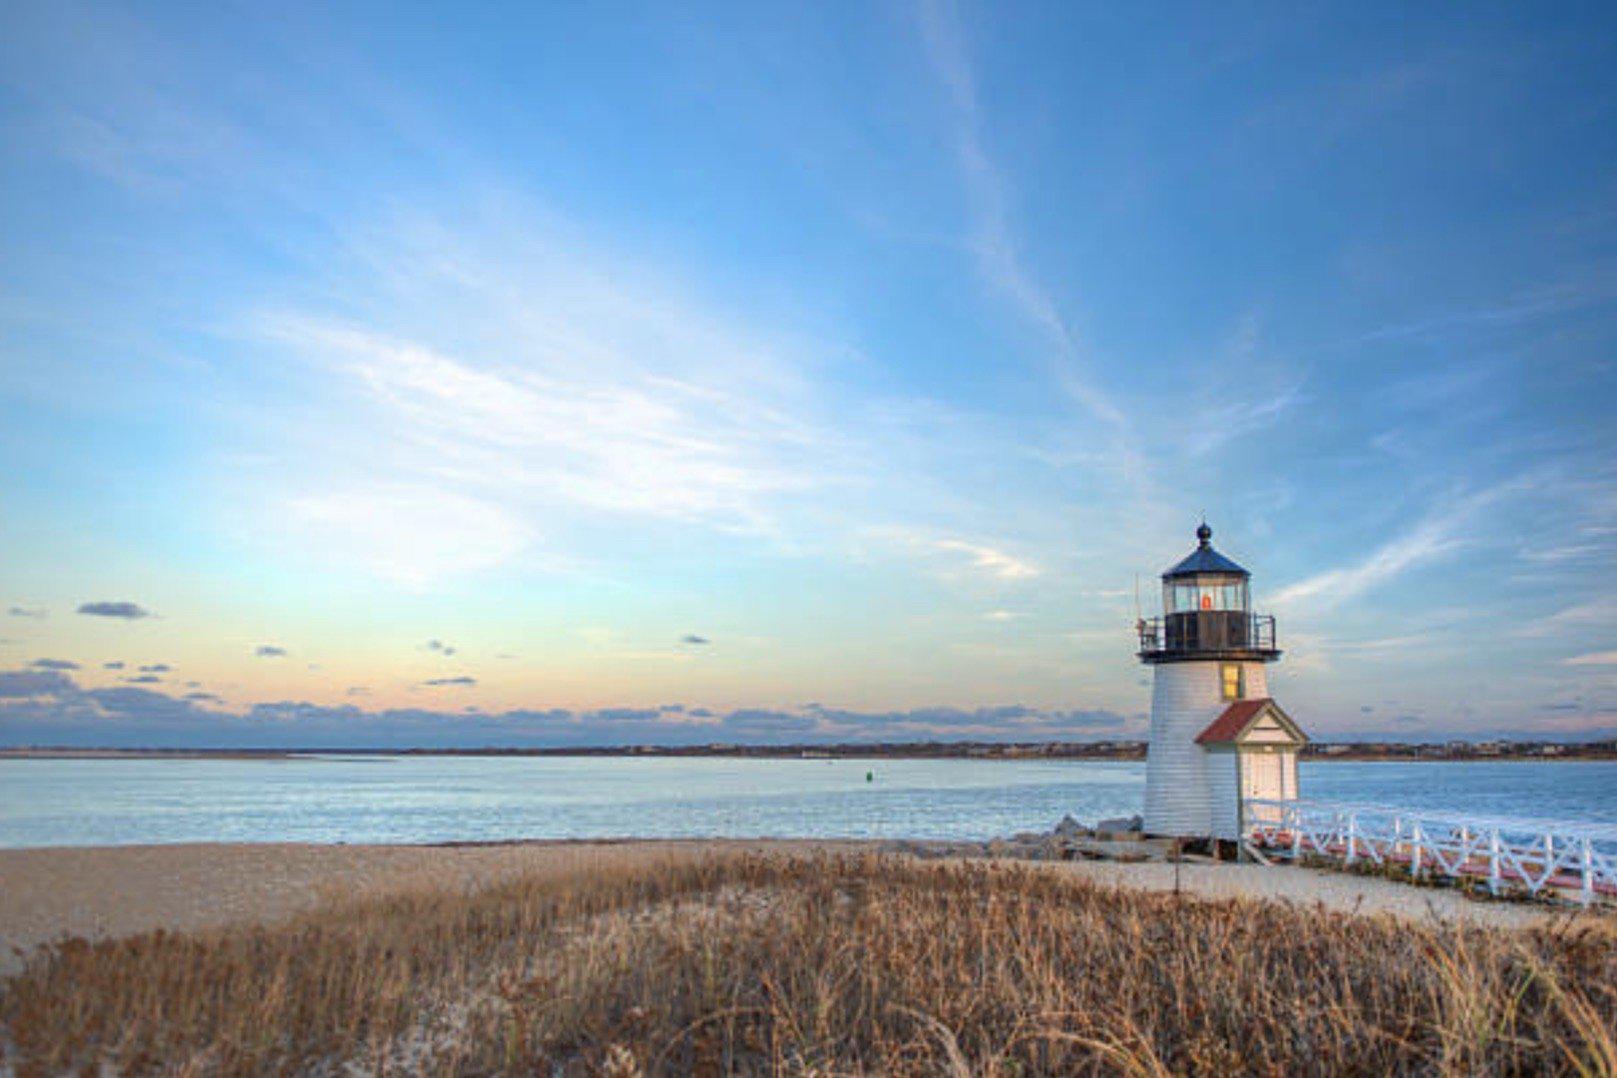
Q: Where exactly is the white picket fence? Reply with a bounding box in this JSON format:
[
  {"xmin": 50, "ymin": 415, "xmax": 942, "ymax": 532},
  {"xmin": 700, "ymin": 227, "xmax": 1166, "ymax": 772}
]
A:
[{"xmin": 1243, "ymin": 798, "xmax": 1617, "ymax": 905}]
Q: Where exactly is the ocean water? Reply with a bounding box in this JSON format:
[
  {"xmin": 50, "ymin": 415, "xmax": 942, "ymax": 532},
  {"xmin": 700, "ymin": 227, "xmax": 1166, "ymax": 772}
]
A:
[{"xmin": 0, "ymin": 756, "xmax": 1612, "ymax": 849}]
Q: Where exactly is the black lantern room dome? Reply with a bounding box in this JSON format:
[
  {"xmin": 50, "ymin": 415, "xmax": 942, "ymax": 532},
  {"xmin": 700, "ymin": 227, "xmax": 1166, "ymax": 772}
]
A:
[{"xmin": 1162, "ymin": 523, "xmax": 1249, "ymax": 579}]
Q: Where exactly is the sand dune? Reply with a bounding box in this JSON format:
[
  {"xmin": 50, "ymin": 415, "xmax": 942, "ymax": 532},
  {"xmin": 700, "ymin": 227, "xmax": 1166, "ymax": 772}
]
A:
[{"xmin": 0, "ymin": 838, "xmax": 1571, "ymax": 977}]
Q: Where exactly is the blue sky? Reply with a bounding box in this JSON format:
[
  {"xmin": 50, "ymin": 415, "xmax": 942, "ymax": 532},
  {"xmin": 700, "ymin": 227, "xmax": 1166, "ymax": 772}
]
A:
[{"xmin": 2, "ymin": 2, "xmax": 1615, "ymax": 747}]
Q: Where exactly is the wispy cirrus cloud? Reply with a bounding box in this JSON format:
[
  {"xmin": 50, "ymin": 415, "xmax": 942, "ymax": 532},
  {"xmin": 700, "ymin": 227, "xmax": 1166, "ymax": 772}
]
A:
[
  {"xmin": 913, "ymin": 0, "xmax": 1139, "ymax": 481},
  {"xmin": 931, "ymin": 539, "xmax": 1040, "ymax": 581},
  {"xmin": 281, "ymin": 319, "xmax": 823, "ymax": 522},
  {"xmin": 243, "ymin": 205, "xmax": 863, "ymax": 585},
  {"xmin": 1353, "ymin": 283, "xmax": 1616, "ymax": 345},
  {"xmin": 1272, "ymin": 515, "xmax": 1461, "ymax": 611},
  {"xmin": 1272, "ymin": 483, "xmax": 1523, "ymax": 611},
  {"xmin": 1325, "ymin": 634, "xmax": 1436, "ymax": 653},
  {"xmin": 281, "ymin": 484, "xmax": 531, "ymax": 587},
  {"xmin": 878, "ymin": 528, "xmax": 1040, "ymax": 582},
  {"xmin": 1185, "ymin": 384, "xmax": 1306, "ymax": 457},
  {"xmin": 1520, "ymin": 597, "xmax": 1617, "ymax": 639}
]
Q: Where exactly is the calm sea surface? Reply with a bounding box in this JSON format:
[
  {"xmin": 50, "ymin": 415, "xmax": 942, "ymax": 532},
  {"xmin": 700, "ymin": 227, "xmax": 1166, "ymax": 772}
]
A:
[{"xmin": 0, "ymin": 756, "xmax": 1612, "ymax": 849}]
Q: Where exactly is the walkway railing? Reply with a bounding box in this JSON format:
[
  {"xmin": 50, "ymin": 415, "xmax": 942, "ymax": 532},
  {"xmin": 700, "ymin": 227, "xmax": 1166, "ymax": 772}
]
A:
[{"xmin": 1243, "ymin": 798, "xmax": 1617, "ymax": 905}]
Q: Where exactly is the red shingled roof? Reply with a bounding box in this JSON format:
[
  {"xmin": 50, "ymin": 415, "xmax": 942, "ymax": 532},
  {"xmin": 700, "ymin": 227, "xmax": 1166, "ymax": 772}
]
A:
[{"xmin": 1197, "ymin": 698, "xmax": 1281, "ymax": 744}]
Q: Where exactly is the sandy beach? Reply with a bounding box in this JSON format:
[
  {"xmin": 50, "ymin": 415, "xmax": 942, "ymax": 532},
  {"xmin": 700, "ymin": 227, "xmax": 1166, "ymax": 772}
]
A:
[{"xmin": 0, "ymin": 839, "xmax": 1570, "ymax": 975}]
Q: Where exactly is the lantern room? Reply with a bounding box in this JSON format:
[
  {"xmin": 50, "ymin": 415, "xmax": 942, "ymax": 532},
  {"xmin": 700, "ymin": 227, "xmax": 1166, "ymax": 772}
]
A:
[{"xmin": 1139, "ymin": 523, "xmax": 1279, "ymax": 662}]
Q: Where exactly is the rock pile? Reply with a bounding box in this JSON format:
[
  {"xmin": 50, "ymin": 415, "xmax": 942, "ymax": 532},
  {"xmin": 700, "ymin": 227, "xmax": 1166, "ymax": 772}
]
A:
[{"xmin": 883, "ymin": 814, "xmax": 1167, "ymax": 864}]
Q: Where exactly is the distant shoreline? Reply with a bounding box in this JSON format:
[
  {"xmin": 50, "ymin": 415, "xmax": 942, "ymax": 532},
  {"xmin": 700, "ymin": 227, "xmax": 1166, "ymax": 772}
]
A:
[
  {"xmin": 0, "ymin": 748, "xmax": 298, "ymax": 760},
  {"xmin": 3, "ymin": 744, "xmax": 1614, "ymax": 763}
]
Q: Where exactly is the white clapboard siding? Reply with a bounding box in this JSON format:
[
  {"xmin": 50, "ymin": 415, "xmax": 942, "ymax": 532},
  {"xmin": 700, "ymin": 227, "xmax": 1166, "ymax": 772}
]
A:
[
  {"xmin": 1208, "ymin": 753, "xmax": 1241, "ymax": 840},
  {"xmin": 1143, "ymin": 661, "xmax": 1270, "ymax": 837}
]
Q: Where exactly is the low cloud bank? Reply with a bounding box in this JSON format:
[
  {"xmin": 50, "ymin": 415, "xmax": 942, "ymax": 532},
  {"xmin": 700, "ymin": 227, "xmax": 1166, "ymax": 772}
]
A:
[{"xmin": 0, "ymin": 668, "xmax": 1134, "ymax": 750}]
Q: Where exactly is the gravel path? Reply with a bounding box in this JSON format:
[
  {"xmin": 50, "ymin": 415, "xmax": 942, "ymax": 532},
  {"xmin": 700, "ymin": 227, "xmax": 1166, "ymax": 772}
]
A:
[
  {"xmin": 0, "ymin": 840, "xmax": 1574, "ymax": 974},
  {"xmin": 1044, "ymin": 858, "xmax": 1568, "ymax": 929}
]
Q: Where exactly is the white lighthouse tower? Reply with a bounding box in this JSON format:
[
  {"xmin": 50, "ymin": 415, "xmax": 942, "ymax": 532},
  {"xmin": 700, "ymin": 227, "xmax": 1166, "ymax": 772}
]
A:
[{"xmin": 1138, "ymin": 524, "xmax": 1308, "ymax": 841}]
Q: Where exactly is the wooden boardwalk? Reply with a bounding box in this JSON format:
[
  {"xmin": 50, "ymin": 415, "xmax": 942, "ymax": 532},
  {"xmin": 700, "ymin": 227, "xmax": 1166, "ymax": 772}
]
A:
[{"xmin": 1244, "ymin": 798, "xmax": 1617, "ymax": 905}]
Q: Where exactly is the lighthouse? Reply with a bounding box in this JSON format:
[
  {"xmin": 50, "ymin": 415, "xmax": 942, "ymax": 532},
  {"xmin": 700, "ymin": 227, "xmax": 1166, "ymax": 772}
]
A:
[{"xmin": 1137, "ymin": 523, "xmax": 1308, "ymax": 841}]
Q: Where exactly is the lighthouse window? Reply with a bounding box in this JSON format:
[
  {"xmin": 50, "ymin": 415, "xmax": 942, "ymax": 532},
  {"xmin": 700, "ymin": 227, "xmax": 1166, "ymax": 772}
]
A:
[
  {"xmin": 1168, "ymin": 580, "xmax": 1249, "ymax": 612},
  {"xmin": 1221, "ymin": 663, "xmax": 1244, "ymax": 700}
]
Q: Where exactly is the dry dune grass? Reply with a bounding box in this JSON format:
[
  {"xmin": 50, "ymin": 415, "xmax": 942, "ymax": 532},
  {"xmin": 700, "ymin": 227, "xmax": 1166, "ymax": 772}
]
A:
[{"xmin": 2, "ymin": 852, "xmax": 1614, "ymax": 1075}]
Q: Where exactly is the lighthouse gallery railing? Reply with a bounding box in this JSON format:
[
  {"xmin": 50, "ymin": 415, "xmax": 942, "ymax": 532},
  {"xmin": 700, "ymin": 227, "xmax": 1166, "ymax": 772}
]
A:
[
  {"xmin": 1243, "ymin": 798, "xmax": 1617, "ymax": 905},
  {"xmin": 1137, "ymin": 612, "xmax": 1276, "ymax": 657}
]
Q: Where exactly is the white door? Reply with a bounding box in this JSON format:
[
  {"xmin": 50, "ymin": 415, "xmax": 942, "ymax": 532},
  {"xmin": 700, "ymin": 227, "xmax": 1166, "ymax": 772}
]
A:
[{"xmin": 1242, "ymin": 752, "xmax": 1284, "ymax": 822}]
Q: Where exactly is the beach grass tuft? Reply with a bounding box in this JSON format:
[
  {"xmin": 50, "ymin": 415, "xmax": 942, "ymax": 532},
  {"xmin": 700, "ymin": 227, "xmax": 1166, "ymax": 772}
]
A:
[{"xmin": 3, "ymin": 852, "xmax": 1614, "ymax": 1074}]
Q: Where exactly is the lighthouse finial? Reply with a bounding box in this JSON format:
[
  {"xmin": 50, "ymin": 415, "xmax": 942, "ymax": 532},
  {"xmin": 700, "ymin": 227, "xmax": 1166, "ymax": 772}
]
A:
[{"xmin": 1196, "ymin": 520, "xmax": 1212, "ymax": 547}]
